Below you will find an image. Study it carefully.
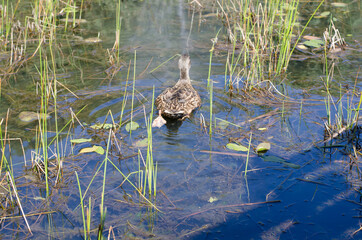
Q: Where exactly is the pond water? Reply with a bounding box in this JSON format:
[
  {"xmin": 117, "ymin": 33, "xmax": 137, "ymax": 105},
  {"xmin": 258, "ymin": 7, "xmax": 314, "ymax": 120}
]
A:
[{"xmin": 1, "ymin": 0, "xmax": 362, "ymax": 239}]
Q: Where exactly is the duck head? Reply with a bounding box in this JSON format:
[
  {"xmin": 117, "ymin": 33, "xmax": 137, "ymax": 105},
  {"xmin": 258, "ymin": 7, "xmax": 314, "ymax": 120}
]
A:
[{"xmin": 179, "ymin": 54, "xmax": 191, "ymax": 81}]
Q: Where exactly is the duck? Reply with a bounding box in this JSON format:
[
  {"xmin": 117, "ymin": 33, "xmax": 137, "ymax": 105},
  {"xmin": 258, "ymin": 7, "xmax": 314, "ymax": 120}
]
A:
[{"xmin": 152, "ymin": 54, "xmax": 201, "ymax": 128}]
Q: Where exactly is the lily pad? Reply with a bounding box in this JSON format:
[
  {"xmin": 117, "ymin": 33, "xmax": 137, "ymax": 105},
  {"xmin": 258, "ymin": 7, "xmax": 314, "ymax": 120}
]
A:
[
  {"xmin": 79, "ymin": 145, "xmax": 104, "ymax": 155},
  {"xmin": 125, "ymin": 121, "xmax": 139, "ymax": 132},
  {"xmin": 226, "ymin": 143, "xmax": 249, "ymax": 152},
  {"xmin": 70, "ymin": 138, "xmax": 92, "ymax": 144},
  {"xmin": 19, "ymin": 111, "xmax": 51, "ymax": 123},
  {"xmin": 303, "ymin": 39, "xmax": 324, "ymax": 48},
  {"xmin": 133, "ymin": 138, "xmax": 148, "ymax": 148},
  {"xmin": 256, "ymin": 142, "xmax": 271, "ymax": 153}
]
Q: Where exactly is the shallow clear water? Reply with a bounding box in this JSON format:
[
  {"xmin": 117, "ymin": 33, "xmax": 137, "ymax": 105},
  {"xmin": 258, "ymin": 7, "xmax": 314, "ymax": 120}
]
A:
[{"xmin": 1, "ymin": 0, "xmax": 362, "ymax": 239}]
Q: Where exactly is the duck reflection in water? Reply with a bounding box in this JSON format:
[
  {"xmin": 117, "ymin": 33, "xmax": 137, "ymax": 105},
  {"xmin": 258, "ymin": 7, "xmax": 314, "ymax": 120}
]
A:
[{"xmin": 164, "ymin": 117, "xmax": 183, "ymax": 132}]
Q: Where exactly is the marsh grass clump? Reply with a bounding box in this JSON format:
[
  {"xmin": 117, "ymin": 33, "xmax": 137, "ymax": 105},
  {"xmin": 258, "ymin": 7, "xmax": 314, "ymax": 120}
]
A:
[
  {"xmin": 321, "ymin": 20, "xmax": 359, "ymax": 142},
  {"xmin": 216, "ymin": 0, "xmax": 299, "ymax": 90},
  {"xmin": 320, "ymin": 26, "xmax": 362, "ymax": 184},
  {"xmin": 323, "ymin": 89, "xmax": 362, "ymax": 144},
  {"xmin": 0, "ymin": 0, "xmax": 93, "ymax": 87},
  {"xmin": 214, "ymin": 0, "xmax": 328, "ymax": 92}
]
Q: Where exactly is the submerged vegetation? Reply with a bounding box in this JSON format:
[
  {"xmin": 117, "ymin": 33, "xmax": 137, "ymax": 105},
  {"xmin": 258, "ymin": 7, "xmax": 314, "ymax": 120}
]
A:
[{"xmin": 0, "ymin": 0, "xmax": 361, "ymax": 239}]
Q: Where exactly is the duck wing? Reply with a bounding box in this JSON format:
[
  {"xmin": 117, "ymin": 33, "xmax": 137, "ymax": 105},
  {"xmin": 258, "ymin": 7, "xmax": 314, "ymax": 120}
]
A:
[{"xmin": 155, "ymin": 84, "xmax": 201, "ymax": 118}]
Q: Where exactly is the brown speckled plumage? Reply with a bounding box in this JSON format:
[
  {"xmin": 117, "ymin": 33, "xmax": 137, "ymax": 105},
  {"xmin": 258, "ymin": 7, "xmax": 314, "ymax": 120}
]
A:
[{"xmin": 152, "ymin": 54, "xmax": 201, "ymax": 127}]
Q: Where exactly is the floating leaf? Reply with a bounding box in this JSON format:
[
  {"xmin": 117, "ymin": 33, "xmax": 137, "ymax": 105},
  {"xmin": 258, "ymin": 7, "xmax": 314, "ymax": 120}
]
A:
[
  {"xmin": 90, "ymin": 123, "xmax": 102, "ymax": 129},
  {"xmin": 303, "ymin": 39, "xmax": 324, "ymax": 48},
  {"xmin": 94, "ymin": 146, "xmax": 105, "ymax": 155},
  {"xmin": 83, "ymin": 37, "xmax": 102, "ymax": 44},
  {"xmin": 71, "ymin": 138, "xmax": 92, "ymax": 144},
  {"xmin": 331, "ymin": 2, "xmax": 348, "ymax": 7},
  {"xmin": 133, "ymin": 138, "xmax": 148, "ymax": 148},
  {"xmin": 303, "ymin": 36, "xmax": 322, "ymax": 40},
  {"xmin": 297, "ymin": 44, "xmax": 308, "ymax": 51},
  {"xmin": 103, "ymin": 123, "xmax": 116, "ymax": 129},
  {"xmin": 262, "ymin": 155, "xmax": 300, "ymax": 169},
  {"xmin": 90, "ymin": 123, "xmax": 115, "ymax": 130},
  {"xmin": 208, "ymin": 197, "xmax": 218, "ymax": 203},
  {"xmin": 217, "ymin": 120, "xmax": 229, "ymax": 130},
  {"xmin": 226, "ymin": 143, "xmax": 248, "ymax": 152},
  {"xmin": 19, "ymin": 111, "xmax": 51, "ymax": 123},
  {"xmin": 263, "ymin": 155, "xmax": 286, "ymax": 163},
  {"xmin": 33, "ymin": 196, "xmax": 46, "ymax": 201},
  {"xmin": 256, "ymin": 142, "xmax": 271, "ymax": 153},
  {"xmin": 80, "ymin": 145, "xmax": 104, "ymax": 155},
  {"xmin": 317, "ymin": 11, "xmax": 331, "ymax": 18},
  {"xmin": 283, "ymin": 162, "xmax": 301, "ymax": 169},
  {"xmin": 125, "ymin": 121, "xmax": 139, "ymax": 132}
]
